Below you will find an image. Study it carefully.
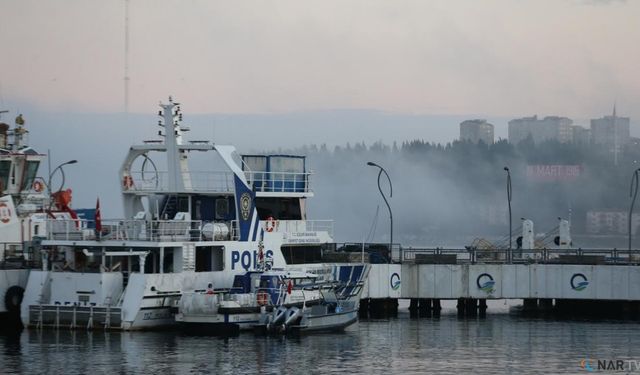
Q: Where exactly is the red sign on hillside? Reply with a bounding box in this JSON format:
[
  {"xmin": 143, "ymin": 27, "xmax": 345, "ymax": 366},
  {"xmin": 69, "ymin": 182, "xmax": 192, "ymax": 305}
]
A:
[{"xmin": 526, "ymin": 165, "xmax": 582, "ymax": 182}]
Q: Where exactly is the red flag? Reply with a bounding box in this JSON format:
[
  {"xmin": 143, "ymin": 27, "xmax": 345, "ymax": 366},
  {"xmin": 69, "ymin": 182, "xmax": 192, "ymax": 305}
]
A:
[
  {"xmin": 287, "ymin": 280, "xmax": 292, "ymax": 295},
  {"xmin": 95, "ymin": 197, "xmax": 102, "ymax": 233}
]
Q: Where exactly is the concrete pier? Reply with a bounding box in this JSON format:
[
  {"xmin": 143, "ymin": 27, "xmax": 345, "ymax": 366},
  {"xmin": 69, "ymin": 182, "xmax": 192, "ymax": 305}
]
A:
[{"xmin": 360, "ymin": 254, "xmax": 640, "ymax": 319}]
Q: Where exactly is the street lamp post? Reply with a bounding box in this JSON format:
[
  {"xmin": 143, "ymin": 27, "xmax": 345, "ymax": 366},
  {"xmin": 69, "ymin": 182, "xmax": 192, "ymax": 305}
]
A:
[
  {"xmin": 504, "ymin": 167, "xmax": 512, "ymax": 263},
  {"xmin": 629, "ymin": 168, "xmax": 640, "ymax": 251},
  {"xmin": 367, "ymin": 162, "xmax": 393, "ymax": 263},
  {"xmin": 48, "ymin": 160, "xmax": 78, "ymax": 194}
]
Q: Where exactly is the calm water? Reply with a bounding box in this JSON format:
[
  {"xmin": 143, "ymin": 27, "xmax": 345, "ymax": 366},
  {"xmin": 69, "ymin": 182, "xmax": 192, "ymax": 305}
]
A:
[{"xmin": 1, "ymin": 310, "xmax": 639, "ymax": 374}]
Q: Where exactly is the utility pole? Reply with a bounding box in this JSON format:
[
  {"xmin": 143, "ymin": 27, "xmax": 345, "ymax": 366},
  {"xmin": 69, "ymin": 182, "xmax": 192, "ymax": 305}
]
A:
[{"xmin": 124, "ymin": 0, "xmax": 130, "ymax": 113}]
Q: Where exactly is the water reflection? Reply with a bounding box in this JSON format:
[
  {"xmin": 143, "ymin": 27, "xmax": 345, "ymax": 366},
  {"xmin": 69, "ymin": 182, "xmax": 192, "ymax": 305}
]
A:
[{"xmin": 1, "ymin": 314, "xmax": 639, "ymax": 374}]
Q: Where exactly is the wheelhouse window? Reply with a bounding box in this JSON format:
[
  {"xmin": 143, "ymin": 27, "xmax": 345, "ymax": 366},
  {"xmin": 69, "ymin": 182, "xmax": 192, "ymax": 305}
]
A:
[
  {"xmin": 0, "ymin": 160, "xmax": 10, "ymax": 191},
  {"xmin": 21, "ymin": 160, "xmax": 39, "ymax": 191},
  {"xmin": 242, "ymin": 155, "xmax": 267, "ymax": 191},
  {"xmin": 255, "ymin": 197, "xmax": 301, "ymax": 220},
  {"xmin": 270, "ymin": 156, "xmax": 304, "ymax": 177}
]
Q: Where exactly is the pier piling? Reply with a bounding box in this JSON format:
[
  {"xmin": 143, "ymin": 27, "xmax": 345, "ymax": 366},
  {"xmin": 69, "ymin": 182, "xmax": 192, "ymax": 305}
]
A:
[
  {"xmin": 478, "ymin": 299, "xmax": 487, "ymax": 317},
  {"xmin": 418, "ymin": 298, "xmax": 432, "ymax": 317},
  {"xmin": 457, "ymin": 298, "xmax": 466, "ymax": 317},
  {"xmin": 409, "ymin": 298, "xmax": 419, "ymax": 318},
  {"xmin": 432, "ymin": 299, "xmax": 441, "ymax": 317},
  {"xmin": 359, "ymin": 298, "xmax": 370, "ymax": 319}
]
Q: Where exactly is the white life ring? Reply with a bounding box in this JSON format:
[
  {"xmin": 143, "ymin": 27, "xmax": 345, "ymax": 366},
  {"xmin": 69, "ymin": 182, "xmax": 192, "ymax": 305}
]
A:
[{"xmin": 265, "ymin": 216, "xmax": 277, "ymax": 232}]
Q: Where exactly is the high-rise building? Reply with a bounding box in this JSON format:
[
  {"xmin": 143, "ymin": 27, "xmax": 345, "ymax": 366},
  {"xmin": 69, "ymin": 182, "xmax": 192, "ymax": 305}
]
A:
[
  {"xmin": 508, "ymin": 115, "xmax": 573, "ymax": 145},
  {"xmin": 590, "ymin": 107, "xmax": 630, "ymax": 165},
  {"xmin": 459, "ymin": 119, "xmax": 494, "ymax": 144},
  {"xmin": 571, "ymin": 125, "xmax": 590, "ymax": 145}
]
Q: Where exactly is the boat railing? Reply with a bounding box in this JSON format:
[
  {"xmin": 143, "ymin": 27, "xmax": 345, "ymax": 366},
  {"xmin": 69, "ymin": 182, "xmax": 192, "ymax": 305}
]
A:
[
  {"xmin": 244, "ymin": 171, "xmax": 311, "ymax": 193},
  {"xmin": 125, "ymin": 170, "xmax": 312, "ymax": 194},
  {"xmin": 400, "ymin": 247, "xmax": 640, "ymax": 265},
  {"xmin": 45, "ymin": 218, "xmax": 208, "ymax": 242},
  {"xmin": 263, "ymin": 219, "xmax": 334, "ymax": 237},
  {"xmin": 126, "ymin": 171, "xmax": 235, "ymax": 193}
]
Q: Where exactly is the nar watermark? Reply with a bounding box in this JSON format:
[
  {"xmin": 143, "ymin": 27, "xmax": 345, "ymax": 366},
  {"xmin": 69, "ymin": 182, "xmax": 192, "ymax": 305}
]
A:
[{"xmin": 580, "ymin": 359, "xmax": 640, "ymax": 372}]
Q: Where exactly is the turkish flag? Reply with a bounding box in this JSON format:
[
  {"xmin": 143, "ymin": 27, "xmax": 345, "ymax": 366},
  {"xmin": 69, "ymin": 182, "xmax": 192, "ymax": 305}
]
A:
[{"xmin": 95, "ymin": 197, "xmax": 102, "ymax": 233}]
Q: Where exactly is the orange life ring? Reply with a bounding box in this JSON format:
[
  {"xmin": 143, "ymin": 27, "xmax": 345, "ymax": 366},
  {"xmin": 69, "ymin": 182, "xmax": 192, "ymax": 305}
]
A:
[
  {"xmin": 257, "ymin": 291, "xmax": 268, "ymax": 306},
  {"xmin": 265, "ymin": 216, "xmax": 277, "ymax": 232},
  {"xmin": 123, "ymin": 175, "xmax": 134, "ymax": 189},
  {"xmin": 32, "ymin": 180, "xmax": 44, "ymax": 193}
]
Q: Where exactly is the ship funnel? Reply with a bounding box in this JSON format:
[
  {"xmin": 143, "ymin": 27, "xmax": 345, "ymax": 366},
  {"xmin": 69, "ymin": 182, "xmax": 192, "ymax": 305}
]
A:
[
  {"xmin": 558, "ymin": 219, "xmax": 571, "ymax": 249},
  {"xmin": 521, "ymin": 219, "xmax": 534, "ymax": 250}
]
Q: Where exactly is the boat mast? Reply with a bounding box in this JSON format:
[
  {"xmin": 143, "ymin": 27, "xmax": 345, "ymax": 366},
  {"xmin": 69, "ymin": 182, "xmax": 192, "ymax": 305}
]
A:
[{"xmin": 159, "ymin": 98, "xmax": 189, "ymax": 192}]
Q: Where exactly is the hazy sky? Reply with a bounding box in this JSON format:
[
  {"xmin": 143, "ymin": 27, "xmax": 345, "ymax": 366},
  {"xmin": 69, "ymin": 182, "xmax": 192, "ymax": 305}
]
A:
[{"xmin": 1, "ymin": 0, "xmax": 639, "ymax": 122}]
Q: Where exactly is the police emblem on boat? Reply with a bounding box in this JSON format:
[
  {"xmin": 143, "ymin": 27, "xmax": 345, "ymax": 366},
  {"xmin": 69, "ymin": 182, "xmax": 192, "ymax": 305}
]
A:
[{"xmin": 240, "ymin": 193, "xmax": 251, "ymax": 220}]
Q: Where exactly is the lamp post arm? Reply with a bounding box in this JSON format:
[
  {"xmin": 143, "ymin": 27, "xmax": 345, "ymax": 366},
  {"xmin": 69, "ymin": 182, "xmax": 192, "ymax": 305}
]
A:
[
  {"xmin": 377, "ymin": 169, "xmax": 393, "ymax": 221},
  {"xmin": 378, "ymin": 168, "xmax": 393, "ymax": 198},
  {"xmin": 48, "ymin": 165, "xmax": 62, "ymax": 193},
  {"xmin": 375, "ymin": 167, "xmax": 393, "ymax": 262}
]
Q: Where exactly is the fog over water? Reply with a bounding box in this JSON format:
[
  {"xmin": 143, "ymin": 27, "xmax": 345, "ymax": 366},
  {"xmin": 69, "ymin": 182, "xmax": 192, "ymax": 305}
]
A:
[
  {"xmin": 1, "ymin": 0, "xmax": 638, "ymax": 249},
  {"xmin": 10, "ymin": 107, "xmax": 637, "ymax": 248}
]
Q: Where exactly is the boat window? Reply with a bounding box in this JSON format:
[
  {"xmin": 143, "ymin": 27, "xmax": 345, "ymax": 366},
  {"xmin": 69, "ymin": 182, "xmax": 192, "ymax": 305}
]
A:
[
  {"xmin": 195, "ymin": 246, "xmax": 224, "ymax": 272},
  {"xmin": 242, "ymin": 155, "xmax": 267, "ymax": 190},
  {"xmin": 21, "ymin": 160, "xmax": 39, "ymax": 191},
  {"xmin": 281, "ymin": 245, "xmax": 323, "ymax": 264},
  {"xmin": 163, "ymin": 248, "xmax": 174, "ymax": 273},
  {"xmin": 215, "ymin": 198, "xmax": 229, "ymax": 219},
  {"xmin": 269, "ymin": 156, "xmax": 306, "ymax": 192},
  {"xmin": 242, "ymin": 156, "xmax": 267, "ymax": 172},
  {"xmin": 0, "ymin": 160, "xmax": 9, "ymax": 191},
  {"xmin": 255, "ymin": 197, "xmax": 301, "ymax": 220},
  {"xmin": 269, "ymin": 156, "xmax": 304, "ymax": 176},
  {"xmin": 259, "ymin": 276, "xmax": 277, "ymax": 289}
]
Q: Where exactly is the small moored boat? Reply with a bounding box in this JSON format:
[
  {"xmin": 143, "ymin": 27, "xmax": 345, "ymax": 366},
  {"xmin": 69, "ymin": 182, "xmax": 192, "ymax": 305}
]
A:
[
  {"xmin": 176, "ymin": 250, "xmax": 369, "ymax": 335},
  {"xmin": 256, "ymin": 264, "xmax": 369, "ymax": 334}
]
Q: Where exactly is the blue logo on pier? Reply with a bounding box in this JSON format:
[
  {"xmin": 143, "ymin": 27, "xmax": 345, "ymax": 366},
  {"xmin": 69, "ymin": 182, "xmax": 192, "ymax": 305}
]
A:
[
  {"xmin": 390, "ymin": 273, "xmax": 401, "ymax": 290},
  {"xmin": 476, "ymin": 273, "xmax": 495, "ymax": 294},
  {"xmin": 571, "ymin": 273, "xmax": 589, "ymax": 291}
]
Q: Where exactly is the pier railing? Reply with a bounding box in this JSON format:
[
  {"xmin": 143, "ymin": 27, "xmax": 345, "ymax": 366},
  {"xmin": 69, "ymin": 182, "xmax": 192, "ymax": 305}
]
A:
[
  {"xmin": 400, "ymin": 247, "xmax": 640, "ymax": 266},
  {"xmin": 333, "ymin": 243, "xmax": 402, "ymax": 263}
]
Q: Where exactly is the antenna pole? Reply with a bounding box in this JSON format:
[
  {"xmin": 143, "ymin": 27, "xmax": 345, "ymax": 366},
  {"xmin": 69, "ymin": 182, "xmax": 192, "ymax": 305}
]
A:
[{"xmin": 124, "ymin": 0, "xmax": 130, "ymax": 113}]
